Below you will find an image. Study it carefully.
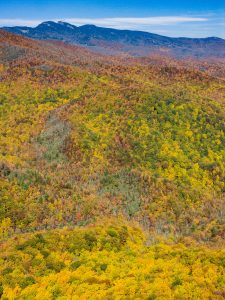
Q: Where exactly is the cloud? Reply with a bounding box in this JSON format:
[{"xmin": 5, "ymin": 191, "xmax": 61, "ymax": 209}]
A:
[
  {"xmin": 64, "ymin": 16, "xmax": 207, "ymax": 28},
  {"xmin": 0, "ymin": 19, "xmax": 43, "ymax": 27},
  {"xmin": 0, "ymin": 16, "xmax": 207, "ymax": 28}
]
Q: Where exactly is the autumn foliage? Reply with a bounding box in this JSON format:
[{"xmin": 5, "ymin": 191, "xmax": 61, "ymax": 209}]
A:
[{"xmin": 0, "ymin": 30, "xmax": 224, "ymax": 299}]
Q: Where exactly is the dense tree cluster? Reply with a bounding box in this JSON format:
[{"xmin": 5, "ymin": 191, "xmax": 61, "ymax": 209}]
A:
[{"xmin": 0, "ymin": 222, "xmax": 225, "ymax": 299}]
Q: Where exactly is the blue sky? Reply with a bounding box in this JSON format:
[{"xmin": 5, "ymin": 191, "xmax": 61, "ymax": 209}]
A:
[{"xmin": 0, "ymin": 0, "xmax": 224, "ymax": 38}]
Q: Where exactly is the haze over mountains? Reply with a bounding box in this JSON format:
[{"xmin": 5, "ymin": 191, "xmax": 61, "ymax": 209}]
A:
[{"xmin": 2, "ymin": 21, "xmax": 225, "ymax": 58}]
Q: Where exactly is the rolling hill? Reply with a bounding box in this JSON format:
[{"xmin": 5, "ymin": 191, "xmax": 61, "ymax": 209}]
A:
[{"xmin": 0, "ymin": 30, "xmax": 224, "ymax": 299}]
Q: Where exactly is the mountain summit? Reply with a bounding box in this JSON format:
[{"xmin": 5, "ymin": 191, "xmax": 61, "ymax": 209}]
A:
[{"xmin": 2, "ymin": 21, "xmax": 225, "ymax": 58}]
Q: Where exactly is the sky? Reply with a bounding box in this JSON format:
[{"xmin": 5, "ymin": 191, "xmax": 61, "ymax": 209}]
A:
[{"xmin": 0, "ymin": 0, "xmax": 224, "ymax": 38}]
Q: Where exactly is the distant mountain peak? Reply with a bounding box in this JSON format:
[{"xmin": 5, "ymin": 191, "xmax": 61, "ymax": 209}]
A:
[
  {"xmin": 2, "ymin": 21, "xmax": 225, "ymax": 58},
  {"xmin": 205, "ymin": 36, "xmax": 223, "ymax": 41},
  {"xmin": 39, "ymin": 21, "xmax": 56, "ymax": 26},
  {"xmin": 57, "ymin": 21, "xmax": 77, "ymax": 29}
]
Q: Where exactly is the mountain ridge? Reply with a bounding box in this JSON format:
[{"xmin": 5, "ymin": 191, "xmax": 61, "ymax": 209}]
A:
[
  {"xmin": 3, "ymin": 20, "xmax": 225, "ymax": 40},
  {"xmin": 2, "ymin": 21, "xmax": 225, "ymax": 58}
]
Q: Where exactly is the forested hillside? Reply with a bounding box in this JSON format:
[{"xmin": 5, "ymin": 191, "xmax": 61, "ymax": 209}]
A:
[{"xmin": 0, "ymin": 30, "xmax": 224, "ymax": 299}]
